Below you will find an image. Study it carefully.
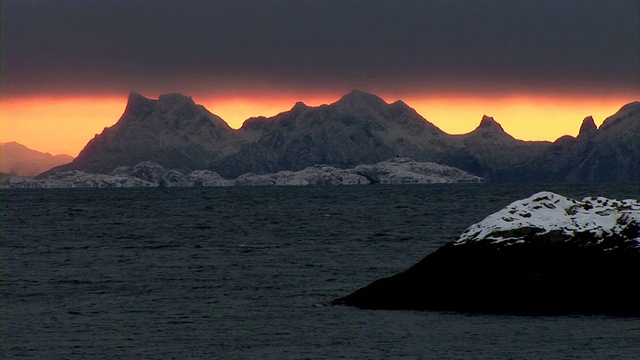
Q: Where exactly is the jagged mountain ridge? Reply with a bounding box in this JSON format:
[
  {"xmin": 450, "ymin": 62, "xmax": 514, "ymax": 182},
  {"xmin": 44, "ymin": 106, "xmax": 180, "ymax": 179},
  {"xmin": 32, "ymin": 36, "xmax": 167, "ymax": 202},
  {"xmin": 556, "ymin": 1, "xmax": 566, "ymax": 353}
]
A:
[
  {"xmin": 212, "ymin": 90, "xmax": 553, "ymax": 179},
  {"xmin": 214, "ymin": 90, "xmax": 454, "ymax": 177},
  {"xmin": 44, "ymin": 91, "xmax": 639, "ymax": 182},
  {"xmin": 502, "ymin": 101, "xmax": 640, "ymax": 182}
]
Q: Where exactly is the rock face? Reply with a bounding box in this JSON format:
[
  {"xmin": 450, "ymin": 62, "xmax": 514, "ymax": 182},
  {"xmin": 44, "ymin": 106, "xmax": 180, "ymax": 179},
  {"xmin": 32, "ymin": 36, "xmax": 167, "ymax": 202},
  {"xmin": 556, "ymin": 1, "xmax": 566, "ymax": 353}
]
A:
[
  {"xmin": 4, "ymin": 158, "xmax": 481, "ymax": 188},
  {"xmin": 333, "ymin": 192, "xmax": 640, "ymax": 316},
  {"xmin": 0, "ymin": 142, "xmax": 73, "ymax": 177}
]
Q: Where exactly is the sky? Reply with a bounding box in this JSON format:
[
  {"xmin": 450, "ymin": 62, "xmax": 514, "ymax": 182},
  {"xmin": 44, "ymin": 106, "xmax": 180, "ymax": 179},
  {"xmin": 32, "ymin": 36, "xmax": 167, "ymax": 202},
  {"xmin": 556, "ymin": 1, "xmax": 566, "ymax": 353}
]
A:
[{"xmin": 2, "ymin": 0, "xmax": 639, "ymax": 156}]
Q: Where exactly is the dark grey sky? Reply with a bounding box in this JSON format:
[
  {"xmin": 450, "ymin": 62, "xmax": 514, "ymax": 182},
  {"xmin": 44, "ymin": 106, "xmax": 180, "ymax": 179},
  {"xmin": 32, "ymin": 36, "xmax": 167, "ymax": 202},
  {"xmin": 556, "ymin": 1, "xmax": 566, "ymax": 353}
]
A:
[{"xmin": 2, "ymin": 0, "xmax": 639, "ymax": 98}]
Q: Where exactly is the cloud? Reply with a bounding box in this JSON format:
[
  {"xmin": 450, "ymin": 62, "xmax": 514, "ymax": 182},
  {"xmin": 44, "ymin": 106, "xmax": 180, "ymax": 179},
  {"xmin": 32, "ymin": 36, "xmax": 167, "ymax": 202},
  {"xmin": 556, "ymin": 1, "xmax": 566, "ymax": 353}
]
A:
[{"xmin": 2, "ymin": 0, "xmax": 639, "ymax": 97}]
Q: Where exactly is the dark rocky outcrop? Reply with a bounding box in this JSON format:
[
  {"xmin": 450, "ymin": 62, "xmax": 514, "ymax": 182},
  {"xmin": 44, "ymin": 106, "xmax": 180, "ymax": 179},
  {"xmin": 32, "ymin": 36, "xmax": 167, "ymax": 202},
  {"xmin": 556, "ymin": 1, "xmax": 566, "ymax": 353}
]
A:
[
  {"xmin": 333, "ymin": 192, "xmax": 640, "ymax": 316},
  {"xmin": 578, "ymin": 116, "xmax": 597, "ymax": 138},
  {"xmin": 332, "ymin": 240, "xmax": 639, "ymax": 316}
]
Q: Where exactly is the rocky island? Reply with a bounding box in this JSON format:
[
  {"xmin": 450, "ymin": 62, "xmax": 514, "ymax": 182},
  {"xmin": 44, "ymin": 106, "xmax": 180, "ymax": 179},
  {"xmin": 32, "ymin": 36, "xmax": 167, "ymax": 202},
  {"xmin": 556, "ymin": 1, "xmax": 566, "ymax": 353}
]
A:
[
  {"xmin": 2, "ymin": 158, "xmax": 482, "ymax": 188},
  {"xmin": 333, "ymin": 192, "xmax": 640, "ymax": 316}
]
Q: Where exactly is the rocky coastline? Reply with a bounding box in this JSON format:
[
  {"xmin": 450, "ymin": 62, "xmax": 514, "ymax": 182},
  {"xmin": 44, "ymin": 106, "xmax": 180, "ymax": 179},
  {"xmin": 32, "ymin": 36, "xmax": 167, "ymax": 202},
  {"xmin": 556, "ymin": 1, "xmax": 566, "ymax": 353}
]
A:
[
  {"xmin": 333, "ymin": 192, "xmax": 640, "ymax": 316},
  {"xmin": 2, "ymin": 158, "xmax": 482, "ymax": 189}
]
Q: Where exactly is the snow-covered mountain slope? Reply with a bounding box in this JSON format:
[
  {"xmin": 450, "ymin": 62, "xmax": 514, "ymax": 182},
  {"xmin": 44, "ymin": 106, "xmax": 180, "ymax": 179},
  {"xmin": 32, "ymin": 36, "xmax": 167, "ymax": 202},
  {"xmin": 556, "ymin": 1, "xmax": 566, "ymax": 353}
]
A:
[{"xmin": 455, "ymin": 191, "xmax": 640, "ymax": 248}]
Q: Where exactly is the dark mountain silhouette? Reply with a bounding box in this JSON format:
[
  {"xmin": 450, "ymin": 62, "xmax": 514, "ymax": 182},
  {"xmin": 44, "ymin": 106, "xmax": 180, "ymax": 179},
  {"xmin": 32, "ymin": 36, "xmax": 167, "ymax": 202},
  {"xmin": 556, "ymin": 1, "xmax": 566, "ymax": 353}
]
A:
[
  {"xmin": 42, "ymin": 91, "xmax": 639, "ymax": 182},
  {"xmin": 215, "ymin": 91, "xmax": 550, "ymax": 179},
  {"xmin": 45, "ymin": 93, "xmax": 244, "ymax": 175},
  {"xmin": 578, "ymin": 116, "xmax": 597, "ymax": 138},
  {"xmin": 502, "ymin": 101, "xmax": 640, "ymax": 182},
  {"xmin": 214, "ymin": 90, "xmax": 452, "ymax": 177},
  {"xmin": 444, "ymin": 115, "xmax": 550, "ymax": 180},
  {"xmin": 1, "ymin": 142, "xmax": 73, "ymax": 177}
]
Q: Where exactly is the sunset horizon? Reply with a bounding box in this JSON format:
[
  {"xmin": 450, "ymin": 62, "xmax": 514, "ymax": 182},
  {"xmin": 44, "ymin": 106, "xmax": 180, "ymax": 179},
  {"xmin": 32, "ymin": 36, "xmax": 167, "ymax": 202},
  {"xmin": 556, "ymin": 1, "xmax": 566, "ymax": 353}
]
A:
[
  {"xmin": 3, "ymin": 0, "xmax": 638, "ymax": 157},
  {"xmin": 3, "ymin": 2, "xmax": 640, "ymax": 355},
  {"xmin": 2, "ymin": 89, "xmax": 637, "ymax": 157}
]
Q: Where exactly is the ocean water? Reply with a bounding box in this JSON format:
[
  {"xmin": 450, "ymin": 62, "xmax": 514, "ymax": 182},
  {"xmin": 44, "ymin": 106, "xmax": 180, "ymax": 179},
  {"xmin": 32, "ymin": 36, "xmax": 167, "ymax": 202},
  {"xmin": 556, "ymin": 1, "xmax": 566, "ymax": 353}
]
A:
[{"xmin": 3, "ymin": 184, "xmax": 640, "ymax": 359}]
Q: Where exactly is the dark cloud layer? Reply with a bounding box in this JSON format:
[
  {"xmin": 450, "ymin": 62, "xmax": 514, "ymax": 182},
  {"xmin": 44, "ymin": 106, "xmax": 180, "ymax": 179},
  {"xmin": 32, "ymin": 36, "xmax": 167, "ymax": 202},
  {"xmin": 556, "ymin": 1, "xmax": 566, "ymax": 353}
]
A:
[{"xmin": 2, "ymin": 0, "xmax": 639, "ymax": 97}]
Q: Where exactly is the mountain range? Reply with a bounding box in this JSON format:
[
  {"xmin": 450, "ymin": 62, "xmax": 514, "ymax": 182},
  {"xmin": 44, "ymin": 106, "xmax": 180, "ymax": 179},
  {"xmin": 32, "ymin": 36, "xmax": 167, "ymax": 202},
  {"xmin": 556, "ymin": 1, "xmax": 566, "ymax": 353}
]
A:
[
  {"xmin": 0, "ymin": 142, "xmax": 74, "ymax": 177},
  {"xmin": 42, "ymin": 90, "xmax": 640, "ymax": 182}
]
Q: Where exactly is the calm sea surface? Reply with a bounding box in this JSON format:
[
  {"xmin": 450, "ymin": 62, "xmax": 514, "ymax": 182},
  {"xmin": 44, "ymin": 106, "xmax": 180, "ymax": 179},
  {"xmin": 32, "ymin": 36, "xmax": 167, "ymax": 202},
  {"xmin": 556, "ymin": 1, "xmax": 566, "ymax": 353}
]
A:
[{"xmin": 3, "ymin": 184, "xmax": 640, "ymax": 359}]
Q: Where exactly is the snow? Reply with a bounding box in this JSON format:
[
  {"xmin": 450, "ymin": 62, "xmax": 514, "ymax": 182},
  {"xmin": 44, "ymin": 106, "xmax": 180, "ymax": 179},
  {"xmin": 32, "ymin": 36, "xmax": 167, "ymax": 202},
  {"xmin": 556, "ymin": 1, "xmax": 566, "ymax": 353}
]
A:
[
  {"xmin": 3, "ymin": 171, "xmax": 156, "ymax": 188},
  {"xmin": 2, "ymin": 158, "xmax": 482, "ymax": 188},
  {"xmin": 354, "ymin": 158, "xmax": 483, "ymax": 184},
  {"xmin": 233, "ymin": 158, "xmax": 482, "ymax": 186},
  {"xmin": 455, "ymin": 191, "xmax": 640, "ymax": 247}
]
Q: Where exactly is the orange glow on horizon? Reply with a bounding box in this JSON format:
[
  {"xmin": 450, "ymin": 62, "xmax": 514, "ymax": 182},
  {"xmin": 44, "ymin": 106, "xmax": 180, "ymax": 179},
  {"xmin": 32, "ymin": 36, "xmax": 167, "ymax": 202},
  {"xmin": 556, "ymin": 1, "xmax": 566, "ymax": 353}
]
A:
[
  {"xmin": 399, "ymin": 95, "xmax": 636, "ymax": 141},
  {"xmin": 1, "ymin": 96, "xmax": 128, "ymax": 157},
  {"xmin": 1, "ymin": 92, "xmax": 636, "ymax": 157}
]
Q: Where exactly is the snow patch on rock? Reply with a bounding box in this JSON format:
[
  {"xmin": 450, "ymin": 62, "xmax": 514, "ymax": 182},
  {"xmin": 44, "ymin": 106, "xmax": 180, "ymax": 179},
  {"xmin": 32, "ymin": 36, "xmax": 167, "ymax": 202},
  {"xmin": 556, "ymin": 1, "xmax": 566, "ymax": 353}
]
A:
[
  {"xmin": 355, "ymin": 158, "xmax": 483, "ymax": 184},
  {"xmin": 2, "ymin": 158, "xmax": 482, "ymax": 188},
  {"xmin": 4, "ymin": 170, "xmax": 156, "ymax": 188},
  {"xmin": 234, "ymin": 165, "xmax": 370, "ymax": 186},
  {"xmin": 188, "ymin": 170, "xmax": 233, "ymax": 186},
  {"xmin": 455, "ymin": 191, "xmax": 640, "ymax": 248}
]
